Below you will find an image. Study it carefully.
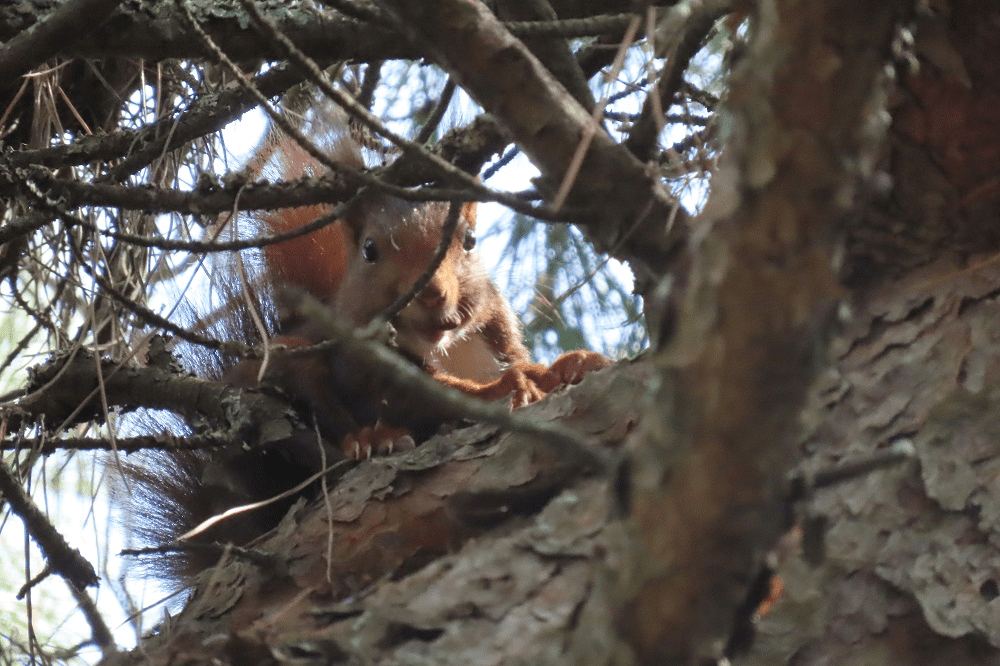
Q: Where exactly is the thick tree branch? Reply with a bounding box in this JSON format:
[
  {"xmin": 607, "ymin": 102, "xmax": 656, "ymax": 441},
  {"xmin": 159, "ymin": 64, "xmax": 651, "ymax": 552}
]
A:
[
  {"xmin": 0, "ymin": 1, "xmax": 641, "ymax": 65},
  {"xmin": 0, "ymin": 0, "xmax": 123, "ymax": 88},
  {"xmin": 612, "ymin": 1, "xmax": 902, "ymax": 663},
  {"xmin": 495, "ymin": 0, "xmax": 595, "ymax": 110},
  {"xmin": 0, "ymin": 0, "xmax": 409, "ymax": 63},
  {"xmin": 373, "ymin": 0, "xmax": 689, "ymax": 289},
  {"xmin": 14, "ymin": 348, "xmax": 271, "ymax": 433}
]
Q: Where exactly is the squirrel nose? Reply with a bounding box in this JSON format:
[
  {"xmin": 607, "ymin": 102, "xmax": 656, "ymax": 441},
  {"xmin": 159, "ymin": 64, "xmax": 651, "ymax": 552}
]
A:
[{"xmin": 417, "ymin": 282, "xmax": 446, "ymax": 309}]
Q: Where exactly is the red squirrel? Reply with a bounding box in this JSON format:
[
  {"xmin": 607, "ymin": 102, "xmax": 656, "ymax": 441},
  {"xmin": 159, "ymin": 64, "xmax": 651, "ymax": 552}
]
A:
[
  {"xmin": 120, "ymin": 123, "xmax": 609, "ymax": 584},
  {"xmin": 254, "ymin": 129, "xmax": 610, "ymax": 456}
]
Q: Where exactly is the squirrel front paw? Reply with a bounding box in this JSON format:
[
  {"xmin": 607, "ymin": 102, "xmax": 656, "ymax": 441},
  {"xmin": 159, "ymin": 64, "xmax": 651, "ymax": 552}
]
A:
[
  {"xmin": 539, "ymin": 350, "xmax": 611, "ymax": 392},
  {"xmin": 432, "ymin": 366, "xmax": 546, "ymax": 409},
  {"xmin": 486, "ymin": 352, "xmax": 610, "ymax": 406},
  {"xmin": 432, "ymin": 352, "xmax": 610, "ymax": 411},
  {"xmin": 471, "ymin": 364, "xmax": 548, "ymax": 408},
  {"xmin": 341, "ymin": 424, "xmax": 415, "ymax": 460}
]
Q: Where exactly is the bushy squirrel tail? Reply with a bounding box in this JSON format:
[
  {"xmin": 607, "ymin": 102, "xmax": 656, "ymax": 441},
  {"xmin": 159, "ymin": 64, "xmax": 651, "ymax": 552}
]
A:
[
  {"xmin": 116, "ymin": 114, "xmax": 362, "ymax": 588},
  {"xmin": 116, "ymin": 432, "xmax": 338, "ymax": 588}
]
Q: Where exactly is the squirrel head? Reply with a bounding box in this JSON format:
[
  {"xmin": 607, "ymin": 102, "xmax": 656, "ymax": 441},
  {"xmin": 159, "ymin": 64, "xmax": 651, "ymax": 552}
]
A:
[
  {"xmin": 335, "ymin": 197, "xmax": 489, "ymax": 359},
  {"xmin": 255, "ymin": 125, "xmax": 495, "ymax": 361}
]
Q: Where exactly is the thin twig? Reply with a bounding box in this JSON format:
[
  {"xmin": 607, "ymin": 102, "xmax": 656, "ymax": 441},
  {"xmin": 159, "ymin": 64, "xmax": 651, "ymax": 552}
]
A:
[
  {"xmin": 359, "ymin": 202, "xmax": 462, "ymax": 337},
  {"xmin": 414, "ymin": 77, "xmax": 457, "ymax": 145},
  {"xmin": 791, "ymin": 439, "xmax": 916, "ymax": 499},
  {"xmin": 297, "ymin": 294, "xmax": 611, "ymax": 474},
  {"xmin": 504, "ymin": 13, "xmax": 637, "ymax": 39},
  {"xmin": 552, "ymin": 14, "xmax": 642, "ymax": 211},
  {"xmin": 176, "ymin": 458, "xmax": 351, "ymax": 541},
  {"xmin": 236, "ymin": 0, "xmax": 503, "ymax": 196},
  {"xmin": 66, "ymin": 582, "xmax": 115, "ymax": 654}
]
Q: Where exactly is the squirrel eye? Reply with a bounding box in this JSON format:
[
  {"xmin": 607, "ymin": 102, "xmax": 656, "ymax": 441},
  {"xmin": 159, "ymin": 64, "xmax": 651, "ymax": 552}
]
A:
[
  {"xmin": 362, "ymin": 238, "xmax": 380, "ymax": 263},
  {"xmin": 462, "ymin": 228, "xmax": 477, "ymax": 252}
]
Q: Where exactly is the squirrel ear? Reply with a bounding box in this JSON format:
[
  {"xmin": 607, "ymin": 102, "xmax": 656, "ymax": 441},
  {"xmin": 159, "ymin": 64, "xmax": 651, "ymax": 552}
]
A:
[
  {"xmin": 462, "ymin": 201, "xmax": 477, "ymax": 231},
  {"xmin": 340, "ymin": 206, "xmax": 366, "ymax": 245}
]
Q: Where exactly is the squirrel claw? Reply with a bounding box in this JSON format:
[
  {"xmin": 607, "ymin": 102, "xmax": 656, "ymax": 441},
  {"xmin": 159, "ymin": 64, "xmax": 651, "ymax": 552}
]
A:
[
  {"xmin": 342, "ymin": 425, "xmax": 413, "ymax": 460},
  {"xmin": 431, "ymin": 351, "xmax": 609, "ymax": 412},
  {"xmin": 494, "ymin": 352, "xmax": 608, "ymax": 406},
  {"xmin": 508, "ymin": 373, "xmax": 547, "ymax": 409},
  {"xmin": 466, "ymin": 364, "xmax": 547, "ymax": 408}
]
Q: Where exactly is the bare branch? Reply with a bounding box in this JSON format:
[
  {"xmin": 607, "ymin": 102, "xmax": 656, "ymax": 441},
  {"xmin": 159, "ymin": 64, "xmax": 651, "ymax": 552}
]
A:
[{"xmin": 0, "ymin": 459, "xmax": 100, "ymax": 592}]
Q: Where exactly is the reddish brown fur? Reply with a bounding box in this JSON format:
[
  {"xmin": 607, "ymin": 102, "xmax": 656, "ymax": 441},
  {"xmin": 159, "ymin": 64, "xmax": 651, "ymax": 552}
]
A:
[
  {"xmin": 257, "ymin": 126, "xmax": 362, "ymax": 301},
  {"xmin": 252, "ymin": 131, "xmax": 610, "ymax": 455},
  {"xmin": 264, "ymin": 205, "xmax": 349, "ymax": 301}
]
